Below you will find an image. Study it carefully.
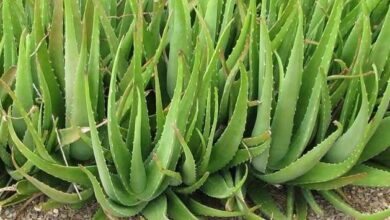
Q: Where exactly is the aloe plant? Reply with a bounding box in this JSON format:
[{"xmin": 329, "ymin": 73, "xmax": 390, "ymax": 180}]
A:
[{"xmin": 0, "ymin": 0, "xmax": 389, "ymax": 219}]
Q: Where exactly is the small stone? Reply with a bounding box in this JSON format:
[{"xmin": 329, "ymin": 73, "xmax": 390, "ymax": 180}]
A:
[
  {"xmin": 34, "ymin": 206, "xmax": 42, "ymax": 212},
  {"xmin": 31, "ymin": 212, "xmax": 38, "ymax": 219}
]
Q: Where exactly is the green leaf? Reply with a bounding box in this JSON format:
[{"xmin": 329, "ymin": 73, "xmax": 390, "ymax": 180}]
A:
[
  {"xmin": 175, "ymin": 172, "xmax": 210, "ymax": 194},
  {"xmin": 0, "ymin": 67, "xmax": 17, "ymax": 101},
  {"xmin": 91, "ymin": 0, "xmax": 119, "ymax": 59},
  {"xmin": 320, "ymin": 191, "xmax": 390, "ymax": 220},
  {"xmin": 167, "ymin": 0, "xmax": 192, "ymax": 97},
  {"xmin": 129, "ymin": 89, "xmax": 147, "ymax": 194},
  {"xmin": 12, "ymin": 32, "xmax": 33, "ymax": 137},
  {"xmin": 33, "ymin": 0, "xmax": 64, "ymax": 120},
  {"xmin": 360, "ymin": 117, "xmax": 390, "ymax": 163},
  {"xmin": 69, "ymin": 14, "xmax": 93, "ymax": 161},
  {"xmin": 107, "ymin": 38, "xmax": 131, "ymax": 188},
  {"xmin": 299, "ymin": 173, "xmax": 367, "ymax": 190},
  {"xmin": 87, "ymin": 10, "xmax": 101, "ymax": 114},
  {"xmin": 256, "ymin": 122, "xmax": 342, "ymax": 184},
  {"xmin": 207, "ymin": 64, "xmax": 248, "ymax": 172},
  {"xmin": 166, "ymin": 190, "xmax": 198, "ymax": 220},
  {"xmin": 80, "ymin": 166, "xmax": 146, "ymax": 217},
  {"xmin": 187, "ymin": 198, "xmax": 243, "ymax": 218},
  {"xmin": 248, "ymin": 182, "xmax": 287, "ymax": 220},
  {"xmin": 201, "ymin": 166, "xmax": 247, "ymax": 199},
  {"xmin": 142, "ymin": 195, "xmax": 169, "ymax": 220},
  {"xmin": 347, "ymin": 164, "xmax": 390, "ymax": 187},
  {"xmin": 14, "ymin": 164, "xmax": 93, "ymax": 204},
  {"xmin": 7, "ymin": 119, "xmax": 93, "ymax": 186},
  {"xmin": 269, "ymin": 8, "xmax": 304, "ymax": 166},
  {"xmin": 325, "ymin": 80, "xmax": 370, "ymax": 162},
  {"xmin": 174, "ymin": 125, "xmax": 196, "ymax": 185},
  {"xmin": 84, "ymin": 76, "xmax": 141, "ymax": 206},
  {"xmin": 251, "ymin": 15, "xmax": 274, "ymax": 172},
  {"xmin": 48, "ymin": 0, "xmax": 65, "ymax": 89},
  {"xmin": 296, "ymin": 0, "xmax": 344, "ymax": 125},
  {"xmin": 291, "ymin": 78, "xmax": 370, "ymax": 185},
  {"xmin": 3, "ymin": 0, "xmax": 17, "ymax": 72},
  {"xmin": 275, "ymin": 70, "xmax": 324, "ymax": 169},
  {"xmin": 301, "ymin": 189, "xmax": 324, "ymax": 216}
]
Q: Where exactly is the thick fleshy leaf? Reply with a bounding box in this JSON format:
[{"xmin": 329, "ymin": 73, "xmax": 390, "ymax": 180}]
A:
[
  {"xmin": 207, "ymin": 64, "xmax": 248, "ymax": 172},
  {"xmin": 269, "ymin": 7, "xmax": 304, "ymax": 166}
]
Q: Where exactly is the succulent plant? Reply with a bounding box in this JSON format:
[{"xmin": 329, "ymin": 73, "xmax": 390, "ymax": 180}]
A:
[{"xmin": 0, "ymin": 0, "xmax": 389, "ymax": 219}]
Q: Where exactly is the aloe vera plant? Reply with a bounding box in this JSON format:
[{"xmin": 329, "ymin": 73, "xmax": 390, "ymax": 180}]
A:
[{"xmin": 0, "ymin": 0, "xmax": 389, "ymax": 219}]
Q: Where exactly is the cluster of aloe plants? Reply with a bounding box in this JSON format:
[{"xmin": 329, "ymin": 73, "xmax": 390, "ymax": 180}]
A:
[{"xmin": 0, "ymin": 0, "xmax": 389, "ymax": 219}]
